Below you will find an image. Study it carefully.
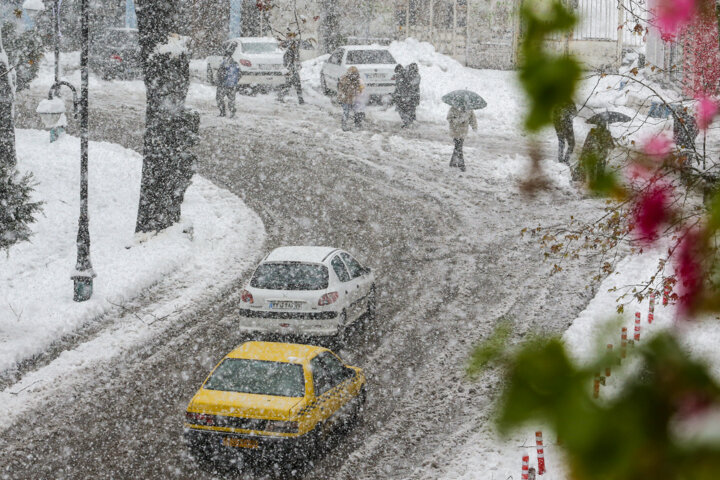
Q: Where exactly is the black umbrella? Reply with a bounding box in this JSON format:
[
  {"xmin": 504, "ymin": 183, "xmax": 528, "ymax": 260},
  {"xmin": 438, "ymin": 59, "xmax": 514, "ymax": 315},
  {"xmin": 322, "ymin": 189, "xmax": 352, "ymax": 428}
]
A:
[
  {"xmin": 586, "ymin": 111, "xmax": 632, "ymax": 125},
  {"xmin": 442, "ymin": 90, "xmax": 487, "ymax": 110}
]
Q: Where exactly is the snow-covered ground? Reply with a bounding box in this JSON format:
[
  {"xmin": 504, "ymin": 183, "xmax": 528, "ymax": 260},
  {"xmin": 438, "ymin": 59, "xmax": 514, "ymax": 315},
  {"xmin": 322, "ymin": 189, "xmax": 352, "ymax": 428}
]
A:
[{"xmin": 0, "ymin": 128, "xmax": 264, "ymax": 380}]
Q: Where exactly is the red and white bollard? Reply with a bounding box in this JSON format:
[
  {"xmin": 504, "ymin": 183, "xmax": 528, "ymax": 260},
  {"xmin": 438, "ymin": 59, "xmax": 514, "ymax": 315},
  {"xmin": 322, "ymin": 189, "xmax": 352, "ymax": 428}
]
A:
[
  {"xmin": 606, "ymin": 344, "xmax": 613, "ymax": 377},
  {"xmin": 663, "ymin": 284, "xmax": 671, "ymax": 306},
  {"xmin": 634, "ymin": 311, "xmax": 641, "ymax": 342},
  {"xmin": 535, "ymin": 431, "xmax": 546, "ymax": 475},
  {"xmin": 648, "ymin": 293, "xmax": 655, "ymax": 324},
  {"xmin": 522, "ymin": 454, "xmax": 529, "ymax": 480},
  {"xmin": 621, "ymin": 327, "xmax": 628, "ymax": 359}
]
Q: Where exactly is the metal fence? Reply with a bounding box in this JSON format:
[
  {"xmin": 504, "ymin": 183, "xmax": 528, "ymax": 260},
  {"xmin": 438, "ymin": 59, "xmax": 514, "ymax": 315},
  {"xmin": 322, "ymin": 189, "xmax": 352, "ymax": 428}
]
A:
[{"xmin": 573, "ymin": 0, "xmax": 646, "ymax": 47}]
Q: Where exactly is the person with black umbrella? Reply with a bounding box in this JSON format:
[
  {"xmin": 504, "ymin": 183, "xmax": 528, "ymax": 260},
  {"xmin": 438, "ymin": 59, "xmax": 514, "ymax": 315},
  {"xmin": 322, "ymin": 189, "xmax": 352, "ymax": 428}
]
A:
[
  {"xmin": 576, "ymin": 111, "xmax": 630, "ymax": 181},
  {"xmin": 443, "ymin": 90, "xmax": 486, "ymax": 172}
]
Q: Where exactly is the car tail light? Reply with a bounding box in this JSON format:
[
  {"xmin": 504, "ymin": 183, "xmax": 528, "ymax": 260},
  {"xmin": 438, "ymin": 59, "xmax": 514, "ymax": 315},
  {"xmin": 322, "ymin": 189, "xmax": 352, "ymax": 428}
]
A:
[
  {"xmin": 186, "ymin": 412, "xmax": 216, "ymax": 426},
  {"xmin": 241, "ymin": 289, "xmax": 254, "ymax": 304},
  {"xmin": 239, "ymin": 59, "xmax": 252, "ymax": 67},
  {"xmin": 391, "ymin": 75, "xmax": 396, "ymax": 81},
  {"xmin": 318, "ymin": 292, "xmax": 339, "ymax": 306},
  {"xmin": 110, "ymin": 54, "xmax": 123, "ymax": 62}
]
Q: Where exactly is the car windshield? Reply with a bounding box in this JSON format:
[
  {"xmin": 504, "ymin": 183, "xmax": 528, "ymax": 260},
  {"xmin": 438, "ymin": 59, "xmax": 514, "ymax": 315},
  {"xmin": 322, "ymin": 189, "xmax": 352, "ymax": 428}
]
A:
[
  {"xmin": 204, "ymin": 359, "xmax": 305, "ymax": 397},
  {"xmin": 251, "ymin": 262, "xmax": 329, "ymax": 290},
  {"xmin": 345, "ymin": 49, "xmax": 395, "ymax": 65},
  {"xmin": 242, "ymin": 42, "xmax": 278, "ymax": 54}
]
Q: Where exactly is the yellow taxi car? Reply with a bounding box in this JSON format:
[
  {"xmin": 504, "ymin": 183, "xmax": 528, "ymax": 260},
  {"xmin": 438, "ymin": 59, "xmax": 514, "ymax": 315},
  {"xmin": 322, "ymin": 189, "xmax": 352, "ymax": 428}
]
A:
[{"xmin": 183, "ymin": 341, "xmax": 366, "ymax": 462}]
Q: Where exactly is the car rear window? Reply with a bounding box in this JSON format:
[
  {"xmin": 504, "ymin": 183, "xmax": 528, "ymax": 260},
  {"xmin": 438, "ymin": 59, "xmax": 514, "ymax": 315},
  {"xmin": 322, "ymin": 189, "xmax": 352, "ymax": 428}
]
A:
[
  {"xmin": 345, "ymin": 49, "xmax": 395, "ymax": 65},
  {"xmin": 242, "ymin": 42, "xmax": 278, "ymax": 54},
  {"xmin": 251, "ymin": 262, "xmax": 329, "ymax": 290},
  {"xmin": 204, "ymin": 359, "xmax": 305, "ymax": 397}
]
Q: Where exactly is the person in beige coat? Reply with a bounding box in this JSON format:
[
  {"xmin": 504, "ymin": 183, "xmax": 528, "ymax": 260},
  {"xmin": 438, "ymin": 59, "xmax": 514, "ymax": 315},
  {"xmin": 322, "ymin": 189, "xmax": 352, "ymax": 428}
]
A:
[
  {"xmin": 447, "ymin": 106, "xmax": 477, "ymax": 171},
  {"xmin": 337, "ymin": 66, "xmax": 364, "ymax": 130}
]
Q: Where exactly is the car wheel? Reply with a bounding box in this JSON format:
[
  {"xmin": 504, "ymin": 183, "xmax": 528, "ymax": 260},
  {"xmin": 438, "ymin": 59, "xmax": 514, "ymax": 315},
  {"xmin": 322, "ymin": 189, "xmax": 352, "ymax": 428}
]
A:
[
  {"xmin": 366, "ymin": 285, "xmax": 377, "ymax": 321},
  {"xmin": 320, "ymin": 73, "xmax": 332, "ymax": 96},
  {"xmin": 206, "ymin": 64, "xmax": 214, "ymax": 85}
]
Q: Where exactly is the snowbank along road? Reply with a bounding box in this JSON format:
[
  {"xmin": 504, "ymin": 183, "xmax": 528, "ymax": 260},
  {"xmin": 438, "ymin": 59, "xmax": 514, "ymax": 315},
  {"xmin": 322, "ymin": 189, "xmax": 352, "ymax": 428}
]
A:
[{"xmin": 6, "ymin": 83, "xmax": 605, "ymax": 479}]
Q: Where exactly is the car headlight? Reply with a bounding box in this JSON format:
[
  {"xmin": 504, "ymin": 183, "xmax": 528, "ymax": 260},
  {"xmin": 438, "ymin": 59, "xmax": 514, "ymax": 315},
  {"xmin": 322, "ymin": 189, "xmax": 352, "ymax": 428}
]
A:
[{"xmin": 264, "ymin": 420, "xmax": 299, "ymax": 433}]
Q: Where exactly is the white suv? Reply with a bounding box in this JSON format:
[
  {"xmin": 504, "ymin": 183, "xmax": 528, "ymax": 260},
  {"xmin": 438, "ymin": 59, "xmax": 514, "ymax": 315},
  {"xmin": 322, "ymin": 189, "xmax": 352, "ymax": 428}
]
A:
[
  {"xmin": 320, "ymin": 45, "xmax": 397, "ymax": 101},
  {"xmin": 238, "ymin": 246, "xmax": 376, "ymax": 337},
  {"xmin": 206, "ymin": 37, "xmax": 286, "ymax": 91}
]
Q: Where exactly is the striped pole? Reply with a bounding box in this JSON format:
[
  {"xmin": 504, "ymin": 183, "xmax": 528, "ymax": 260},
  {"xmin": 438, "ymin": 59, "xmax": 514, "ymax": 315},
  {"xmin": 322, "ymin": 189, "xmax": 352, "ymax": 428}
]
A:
[
  {"xmin": 606, "ymin": 344, "xmax": 613, "ymax": 377},
  {"xmin": 536, "ymin": 431, "xmax": 546, "ymax": 475},
  {"xmin": 663, "ymin": 284, "xmax": 671, "ymax": 306},
  {"xmin": 634, "ymin": 312, "xmax": 641, "ymax": 342},
  {"xmin": 522, "ymin": 454, "xmax": 529, "ymax": 480},
  {"xmin": 621, "ymin": 327, "xmax": 628, "ymax": 359},
  {"xmin": 648, "ymin": 293, "xmax": 655, "ymax": 323}
]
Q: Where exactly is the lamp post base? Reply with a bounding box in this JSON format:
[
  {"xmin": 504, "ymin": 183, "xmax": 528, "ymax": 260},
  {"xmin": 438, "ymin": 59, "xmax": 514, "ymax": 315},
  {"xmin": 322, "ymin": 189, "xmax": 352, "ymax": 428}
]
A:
[{"xmin": 72, "ymin": 274, "xmax": 94, "ymax": 302}]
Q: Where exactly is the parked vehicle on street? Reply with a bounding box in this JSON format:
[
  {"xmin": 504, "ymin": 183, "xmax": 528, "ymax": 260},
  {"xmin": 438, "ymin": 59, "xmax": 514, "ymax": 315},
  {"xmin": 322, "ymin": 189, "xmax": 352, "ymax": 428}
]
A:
[
  {"xmin": 238, "ymin": 246, "xmax": 376, "ymax": 337},
  {"xmin": 184, "ymin": 341, "xmax": 367, "ymax": 465},
  {"xmin": 89, "ymin": 27, "xmax": 142, "ymax": 80},
  {"xmin": 320, "ymin": 45, "xmax": 397, "ymax": 102},
  {"xmin": 206, "ymin": 37, "xmax": 286, "ymax": 93}
]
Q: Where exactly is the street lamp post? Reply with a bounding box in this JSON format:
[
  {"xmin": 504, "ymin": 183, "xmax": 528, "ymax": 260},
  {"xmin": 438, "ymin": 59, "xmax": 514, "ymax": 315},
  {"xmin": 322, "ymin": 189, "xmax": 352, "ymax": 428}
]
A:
[
  {"xmin": 72, "ymin": 0, "xmax": 94, "ymax": 302},
  {"xmin": 35, "ymin": 0, "xmax": 94, "ymax": 301}
]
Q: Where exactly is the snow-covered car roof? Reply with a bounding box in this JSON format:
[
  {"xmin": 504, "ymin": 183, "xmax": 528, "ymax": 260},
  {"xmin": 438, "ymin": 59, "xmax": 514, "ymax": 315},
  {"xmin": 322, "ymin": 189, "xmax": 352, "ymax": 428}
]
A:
[
  {"xmin": 342, "ymin": 45, "xmax": 390, "ymax": 51},
  {"xmin": 228, "ymin": 37, "xmax": 279, "ymax": 44},
  {"xmin": 264, "ymin": 246, "xmax": 339, "ymax": 264}
]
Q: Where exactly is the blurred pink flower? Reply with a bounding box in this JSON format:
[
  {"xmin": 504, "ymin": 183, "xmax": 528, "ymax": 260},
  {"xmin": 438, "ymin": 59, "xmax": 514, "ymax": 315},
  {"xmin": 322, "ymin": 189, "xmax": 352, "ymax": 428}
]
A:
[
  {"xmin": 654, "ymin": 0, "xmax": 697, "ymax": 40},
  {"xmin": 696, "ymin": 96, "xmax": 718, "ymax": 130},
  {"xmin": 634, "ymin": 184, "xmax": 671, "ymax": 244},
  {"xmin": 644, "ymin": 134, "xmax": 673, "ymax": 158}
]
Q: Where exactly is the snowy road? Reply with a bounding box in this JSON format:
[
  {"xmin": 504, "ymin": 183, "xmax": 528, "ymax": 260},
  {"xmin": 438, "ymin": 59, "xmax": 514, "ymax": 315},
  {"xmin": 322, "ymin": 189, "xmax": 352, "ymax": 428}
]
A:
[{"xmin": 5, "ymin": 84, "xmax": 605, "ymax": 479}]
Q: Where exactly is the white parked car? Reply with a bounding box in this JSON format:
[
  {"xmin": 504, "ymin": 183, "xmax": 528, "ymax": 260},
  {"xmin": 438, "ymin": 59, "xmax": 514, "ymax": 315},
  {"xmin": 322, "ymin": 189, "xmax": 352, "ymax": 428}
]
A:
[
  {"xmin": 206, "ymin": 37, "xmax": 286, "ymax": 91},
  {"xmin": 238, "ymin": 246, "xmax": 376, "ymax": 337},
  {"xmin": 320, "ymin": 45, "xmax": 397, "ymax": 101}
]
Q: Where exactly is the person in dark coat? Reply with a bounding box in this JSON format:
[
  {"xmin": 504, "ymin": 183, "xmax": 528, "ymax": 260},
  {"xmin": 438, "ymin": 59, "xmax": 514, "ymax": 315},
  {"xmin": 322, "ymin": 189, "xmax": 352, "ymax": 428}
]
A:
[
  {"xmin": 576, "ymin": 122, "xmax": 614, "ymax": 181},
  {"xmin": 552, "ymin": 100, "xmax": 577, "ymax": 164},
  {"xmin": 406, "ymin": 63, "xmax": 421, "ymax": 125},
  {"xmin": 216, "ymin": 52, "xmax": 240, "ymax": 117},
  {"xmin": 672, "ymin": 106, "xmax": 698, "ymax": 163},
  {"xmin": 277, "ymin": 40, "xmax": 304, "ymax": 104},
  {"xmin": 392, "ymin": 64, "xmax": 411, "ymax": 127}
]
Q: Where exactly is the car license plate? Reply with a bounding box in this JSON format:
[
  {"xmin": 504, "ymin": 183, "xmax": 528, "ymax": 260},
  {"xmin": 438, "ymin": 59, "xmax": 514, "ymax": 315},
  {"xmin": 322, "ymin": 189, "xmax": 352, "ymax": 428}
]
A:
[
  {"xmin": 269, "ymin": 301, "xmax": 303, "ymax": 310},
  {"xmin": 366, "ymin": 73, "xmax": 383, "ymax": 79},
  {"xmin": 259, "ymin": 64, "xmax": 276, "ymax": 71},
  {"xmin": 222, "ymin": 437, "xmax": 259, "ymax": 449}
]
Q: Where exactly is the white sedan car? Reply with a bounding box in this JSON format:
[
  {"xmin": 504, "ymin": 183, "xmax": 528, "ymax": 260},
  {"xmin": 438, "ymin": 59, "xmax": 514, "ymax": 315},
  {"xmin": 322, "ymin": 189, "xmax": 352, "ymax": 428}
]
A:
[
  {"xmin": 238, "ymin": 246, "xmax": 376, "ymax": 337},
  {"xmin": 320, "ymin": 45, "xmax": 397, "ymax": 100},
  {"xmin": 206, "ymin": 37, "xmax": 286, "ymax": 91}
]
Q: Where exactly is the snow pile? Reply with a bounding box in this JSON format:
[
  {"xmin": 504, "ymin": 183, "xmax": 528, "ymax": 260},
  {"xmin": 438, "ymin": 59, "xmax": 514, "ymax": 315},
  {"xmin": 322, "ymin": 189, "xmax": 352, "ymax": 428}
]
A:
[
  {"xmin": 0, "ymin": 129, "xmax": 265, "ymax": 373},
  {"xmin": 22, "ymin": 0, "xmax": 45, "ymax": 11}
]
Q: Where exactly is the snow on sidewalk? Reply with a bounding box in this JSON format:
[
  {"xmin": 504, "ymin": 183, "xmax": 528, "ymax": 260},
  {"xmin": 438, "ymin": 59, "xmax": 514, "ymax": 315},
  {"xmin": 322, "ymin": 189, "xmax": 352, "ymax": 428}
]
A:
[
  {"xmin": 0, "ymin": 129, "xmax": 265, "ymax": 375},
  {"xmin": 435, "ymin": 249, "xmax": 720, "ymax": 480}
]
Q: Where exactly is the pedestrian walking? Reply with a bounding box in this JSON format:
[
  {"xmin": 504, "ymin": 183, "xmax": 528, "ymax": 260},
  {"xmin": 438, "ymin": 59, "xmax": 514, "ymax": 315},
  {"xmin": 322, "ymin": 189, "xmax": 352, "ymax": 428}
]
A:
[
  {"xmin": 552, "ymin": 100, "xmax": 577, "ymax": 164},
  {"xmin": 672, "ymin": 106, "xmax": 698, "ymax": 163},
  {"xmin": 392, "ymin": 64, "xmax": 411, "ymax": 127},
  {"xmin": 577, "ymin": 122, "xmax": 614, "ymax": 181},
  {"xmin": 216, "ymin": 52, "xmax": 240, "ymax": 117},
  {"xmin": 337, "ymin": 66, "xmax": 364, "ymax": 131},
  {"xmin": 406, "ymin": 63, "xmax": 421, "ymax": 125},
  {"xmin": 447, "ymin": 105, "xmax": 477, "ymax": 172},
  {"xmin": 277, "ymin": 39, "xmax": 304, "ymax": 105}
]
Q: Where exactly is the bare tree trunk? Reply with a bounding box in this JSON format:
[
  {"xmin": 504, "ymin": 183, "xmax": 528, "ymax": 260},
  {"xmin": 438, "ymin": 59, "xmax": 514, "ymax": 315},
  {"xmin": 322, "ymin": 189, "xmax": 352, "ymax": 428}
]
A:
[
  {"xmin": 134, "ymin": 0, "xmax": 199, "ymax": 233},
  {"xmin": 0, "ymin": 30, "xmax": 16, "ymax": 169}
]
